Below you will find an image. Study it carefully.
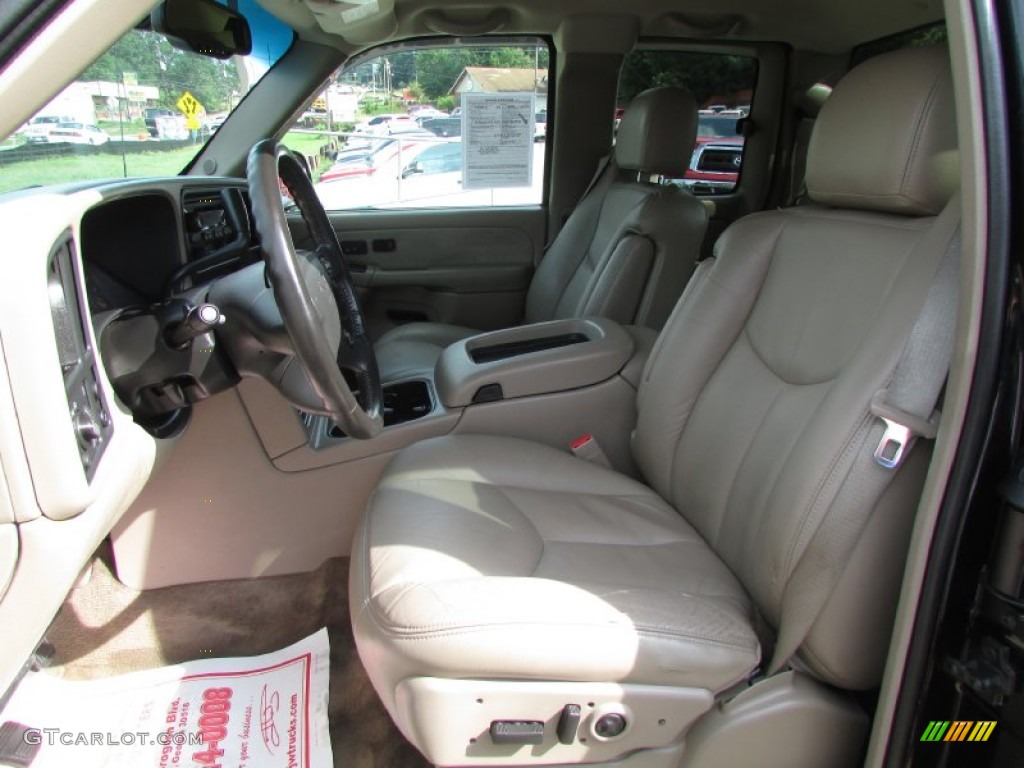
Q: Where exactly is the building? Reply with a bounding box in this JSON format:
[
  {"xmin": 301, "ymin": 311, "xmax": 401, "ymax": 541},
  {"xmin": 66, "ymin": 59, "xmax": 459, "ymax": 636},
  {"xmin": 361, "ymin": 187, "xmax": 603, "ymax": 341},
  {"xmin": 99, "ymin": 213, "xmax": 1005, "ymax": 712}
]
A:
[{"xmin": 449, "ymin": 67, "xmax": 548, "ymax": 95}]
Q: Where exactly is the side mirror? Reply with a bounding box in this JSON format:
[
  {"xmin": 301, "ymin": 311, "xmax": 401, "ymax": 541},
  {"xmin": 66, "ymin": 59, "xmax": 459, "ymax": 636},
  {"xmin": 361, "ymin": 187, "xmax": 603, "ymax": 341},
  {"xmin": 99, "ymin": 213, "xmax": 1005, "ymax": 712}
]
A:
[
  {"xmin": 402, "ymin": 161, "xmax": 422, "ymax": 179},
  {"xmin": 151, "ymin": 0, "xmax": 252, "ymax": 60}
]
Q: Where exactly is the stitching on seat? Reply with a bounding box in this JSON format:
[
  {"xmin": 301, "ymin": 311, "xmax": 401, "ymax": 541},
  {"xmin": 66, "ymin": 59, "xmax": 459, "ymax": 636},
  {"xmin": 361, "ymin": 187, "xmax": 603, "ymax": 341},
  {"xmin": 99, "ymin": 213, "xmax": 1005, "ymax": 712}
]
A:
[
  {"xmin": 371, "ymin": 579, "xmax": 755, "ymax": 643},
  {"xmin": 779, "ymin": 231, "xmax": 921, "ymax": 582},
  {"xmin": 491, "ymin": 483, "xmax": 547, "ymax": 576},
  {"xmin": 377, "ymin": 622, "xmax": 759, "ymax": 653},
  {"xmin": 712, "ymin": 369, "xmax": 786, "ymax": 546},
  {"xmin": 666, "ymin": 215, "xmax": 791, "ymax": 507}
]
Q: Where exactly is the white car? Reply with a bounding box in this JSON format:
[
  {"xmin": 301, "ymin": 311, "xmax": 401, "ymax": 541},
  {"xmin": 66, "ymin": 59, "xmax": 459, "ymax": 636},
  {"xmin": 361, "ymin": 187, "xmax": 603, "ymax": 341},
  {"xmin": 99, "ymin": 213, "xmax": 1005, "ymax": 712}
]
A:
[
  {"xmin": 46, "ymin": 122, "xmax": 110, "ymax": 145},
  {"xmin": 352, "ymin": 113, "xmax": 417, "ymax": 135},
  {"xmin": 20, "ymin": 115, "xmax": 75, "ymax": 143}
]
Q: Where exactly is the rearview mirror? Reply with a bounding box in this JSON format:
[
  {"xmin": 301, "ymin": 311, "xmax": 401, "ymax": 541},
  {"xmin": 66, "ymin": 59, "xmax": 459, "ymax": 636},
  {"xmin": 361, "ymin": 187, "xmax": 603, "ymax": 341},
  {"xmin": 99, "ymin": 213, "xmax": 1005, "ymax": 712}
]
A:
[
  {"xmin": 402, "ymin": 161, "xmax": 422, "ymax": 179},
  {"xmin": 151, "ymin": 0, "xmax": 252, "ymax": 60}
]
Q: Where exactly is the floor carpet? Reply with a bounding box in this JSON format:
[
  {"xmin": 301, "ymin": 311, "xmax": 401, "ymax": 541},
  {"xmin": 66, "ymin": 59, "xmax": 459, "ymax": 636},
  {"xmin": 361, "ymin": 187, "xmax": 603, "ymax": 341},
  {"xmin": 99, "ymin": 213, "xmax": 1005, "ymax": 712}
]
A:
[{"xmin": 44, "ymin": 545, "xmax": 430, "ymax": 768}]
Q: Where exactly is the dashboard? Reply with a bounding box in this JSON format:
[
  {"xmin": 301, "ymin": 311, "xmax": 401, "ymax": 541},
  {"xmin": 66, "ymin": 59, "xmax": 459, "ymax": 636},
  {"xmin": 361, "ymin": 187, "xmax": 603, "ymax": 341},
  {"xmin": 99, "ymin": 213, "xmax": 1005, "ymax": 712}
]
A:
[
  {"xmin": 77, "ymin": 180, "xmax": 261, "ymax": 314},
  {"xmin": 0, "ymin": 175, "xmax": 269, "ymax": 697}
]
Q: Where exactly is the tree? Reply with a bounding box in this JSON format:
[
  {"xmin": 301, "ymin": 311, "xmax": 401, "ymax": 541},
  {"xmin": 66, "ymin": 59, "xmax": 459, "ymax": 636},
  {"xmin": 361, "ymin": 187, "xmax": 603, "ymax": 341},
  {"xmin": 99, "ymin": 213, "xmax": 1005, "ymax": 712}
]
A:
[
  {"xmin": 618, "ymin": 51, "xmax": 756, "ymax": 107},
  {"xmin": 388, "ymin": 51, "xmax": 416, "ymax": 88},
  {"xmin": 416, "ymin": 48, "xmax": 478, "ymax": 99},
  {"xmin": 79, "ymin": 29, "xmax": 241, "ymax": 112}
]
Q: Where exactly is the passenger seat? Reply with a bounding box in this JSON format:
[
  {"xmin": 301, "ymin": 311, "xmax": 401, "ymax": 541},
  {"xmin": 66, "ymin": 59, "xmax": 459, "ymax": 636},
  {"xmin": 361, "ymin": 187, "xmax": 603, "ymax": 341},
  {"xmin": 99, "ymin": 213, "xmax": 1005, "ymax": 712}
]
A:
[{"xmin": 374, "ymin": 86, "xmax": 708, "ymax": 382}]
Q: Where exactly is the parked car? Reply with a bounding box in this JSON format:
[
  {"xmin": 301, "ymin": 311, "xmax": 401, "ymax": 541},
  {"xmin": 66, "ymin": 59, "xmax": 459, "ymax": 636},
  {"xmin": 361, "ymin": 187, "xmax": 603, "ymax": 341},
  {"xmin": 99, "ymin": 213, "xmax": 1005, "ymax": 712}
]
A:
[
  {"xmin": 352, "ymin": 113, "xmax": 417, "ymax": 135},
  {"xmin": 409, "ymin": 106, "xmax": 448, "ymax": 121},
  {"xmin": 46, "ymin": 122, "xmax": 110, "ymax": 145},
  {"xmin": 421, "ymin": 117, "xmax": 461, "ymax": 138},
  {"xmin": 143, "ymin": 107, "xmax": 175, "ymax": 137},
  {"xmin": 680, "ymin": 112, "xmax": 746, "ymax": 193},
  {"xmin": 318, "ymin": 134, "xmax": 434, "ymax": 183},
  {"xmin": 535, "ymin": 109, "xmax": 547, "ymax": 141},
  {"xmin": 20, "ymin": 115, "xmax": 75, "ymax": 143}
]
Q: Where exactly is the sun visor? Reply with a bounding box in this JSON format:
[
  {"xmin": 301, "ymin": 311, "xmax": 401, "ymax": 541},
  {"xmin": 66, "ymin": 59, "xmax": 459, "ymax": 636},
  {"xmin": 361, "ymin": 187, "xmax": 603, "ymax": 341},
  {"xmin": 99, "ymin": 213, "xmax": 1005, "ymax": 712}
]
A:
[{"xmin": 303, "ymin": 0, "xmax": 398, "ymax": 44}]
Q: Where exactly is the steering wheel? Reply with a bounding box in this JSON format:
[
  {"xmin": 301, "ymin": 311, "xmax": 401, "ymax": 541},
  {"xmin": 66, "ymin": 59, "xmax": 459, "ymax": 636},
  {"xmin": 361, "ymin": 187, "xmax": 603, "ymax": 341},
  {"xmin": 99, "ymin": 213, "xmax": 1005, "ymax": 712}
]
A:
[{"xmin": 246, "ymin": 139, "xmax": 383, "ymax": 439}]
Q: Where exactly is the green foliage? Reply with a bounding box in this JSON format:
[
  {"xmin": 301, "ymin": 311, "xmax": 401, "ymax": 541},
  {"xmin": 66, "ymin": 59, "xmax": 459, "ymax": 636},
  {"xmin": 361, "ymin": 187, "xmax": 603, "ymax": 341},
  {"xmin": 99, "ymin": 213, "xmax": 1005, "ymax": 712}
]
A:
[
  {"xmin": 415, "ymin": 48, "xmax": 480, "ymax": 100},
  {"xmin": 0, "ymin": 147, "xmax": 197, "ymax": 195},
  {"xmin": 405, "ymin": 81, "xmax": 425, "ymax": 102},
  {"xmin": 345, "ymin": 45, "xmax": 550, "ymax": 101},
  {"xmin": 435, "ymin": 95, "xmax": 456, "ymax": 112},
  {"xmin": 388, "ymin": 51, "xmax": 416, "ymax": 88},
  {"xmin": 618, "ymin": 51, "xmax": 756, "ymax": 107},
  {"xmin": 359, "ymin": 96, "xmax": 399, "ymax": 116},
  {"xmin": 80, "ymin": 29, "xmax": 241, "ymax": 112},
  {"xmin": 851, "ymin": 23, "xmax": 947, "ymax": 66}
]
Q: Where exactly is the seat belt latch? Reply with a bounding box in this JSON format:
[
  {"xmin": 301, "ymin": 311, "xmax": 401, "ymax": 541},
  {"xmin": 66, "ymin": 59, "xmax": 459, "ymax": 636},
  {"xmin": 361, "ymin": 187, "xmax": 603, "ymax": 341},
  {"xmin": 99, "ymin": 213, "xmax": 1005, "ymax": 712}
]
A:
[
  {"xmin": 870, "ymin": 390, "xmax": 940, "ymax": 470},
  {"xmin": 570, "ymin": 433, "xmax": 611, "ymax": 468}
]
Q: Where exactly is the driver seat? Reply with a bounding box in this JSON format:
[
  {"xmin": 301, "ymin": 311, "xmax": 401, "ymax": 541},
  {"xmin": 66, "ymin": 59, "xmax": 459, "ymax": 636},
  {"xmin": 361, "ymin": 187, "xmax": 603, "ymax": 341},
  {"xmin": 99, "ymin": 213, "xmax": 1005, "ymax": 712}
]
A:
[
  {"xmin": 374, "ymin": 86, "xmax": 707, "ymax": 383},
  {"xmin": 351, "ymin": 45, "xmax": 958, "ymax": 767}
]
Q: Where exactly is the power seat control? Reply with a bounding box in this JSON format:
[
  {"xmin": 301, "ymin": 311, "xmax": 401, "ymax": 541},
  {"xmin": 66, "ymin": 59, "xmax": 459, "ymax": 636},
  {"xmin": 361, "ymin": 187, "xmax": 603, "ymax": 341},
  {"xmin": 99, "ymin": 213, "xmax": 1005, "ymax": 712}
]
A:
[
  {"xmin": 489, "ymin": 720, "xmax": 544, "ymax": 745},
  {"xmin": 556, "ymin": 704, "xmax": 582, "ymax": 744},
  {"xmin": 593, "ymin": 712, "xmax": 628, "ymax": 740}
]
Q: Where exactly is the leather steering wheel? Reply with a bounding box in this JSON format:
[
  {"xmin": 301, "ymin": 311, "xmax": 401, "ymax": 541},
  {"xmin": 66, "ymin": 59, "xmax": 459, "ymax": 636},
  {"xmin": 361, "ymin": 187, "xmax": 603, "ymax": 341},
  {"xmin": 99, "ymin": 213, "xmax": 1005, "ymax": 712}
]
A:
[{"xmin": 246, "ymin": 139, "xmax": 383, "ymax": 439}]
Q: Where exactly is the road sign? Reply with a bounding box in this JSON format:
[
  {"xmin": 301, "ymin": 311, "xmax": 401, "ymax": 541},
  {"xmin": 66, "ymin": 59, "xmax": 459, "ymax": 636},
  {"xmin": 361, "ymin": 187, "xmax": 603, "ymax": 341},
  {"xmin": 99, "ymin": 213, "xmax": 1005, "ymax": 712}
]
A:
[
  {"xmin": 177, "ymin": 91, "xmax": 205, "ymax": 133},
  {"xmin": 176, "ymin": 91, "xmax": 203, "ymax": 116},
  {"xmin": 122, "ymin": 72, "xmax": 137, "ymax": 86}
]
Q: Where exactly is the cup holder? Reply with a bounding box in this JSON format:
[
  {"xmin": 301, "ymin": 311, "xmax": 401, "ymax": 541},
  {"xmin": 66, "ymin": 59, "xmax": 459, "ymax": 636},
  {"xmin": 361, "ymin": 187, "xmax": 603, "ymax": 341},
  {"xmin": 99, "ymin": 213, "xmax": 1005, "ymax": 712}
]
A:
[{"xmin": 326, "ymin": 379, "xmax": 433, "ymax": 439}]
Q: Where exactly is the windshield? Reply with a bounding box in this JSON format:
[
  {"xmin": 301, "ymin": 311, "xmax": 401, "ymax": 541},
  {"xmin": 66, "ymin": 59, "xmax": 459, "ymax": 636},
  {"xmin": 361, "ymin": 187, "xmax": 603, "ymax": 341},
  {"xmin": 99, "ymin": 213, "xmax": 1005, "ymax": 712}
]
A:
[
  {"xmin": 696, "ymin": 115, "xmax": 742, "ymax": 139},
  {"xmin": 0, "ymin": 0, "xmax": 291, "ymax": 195}
]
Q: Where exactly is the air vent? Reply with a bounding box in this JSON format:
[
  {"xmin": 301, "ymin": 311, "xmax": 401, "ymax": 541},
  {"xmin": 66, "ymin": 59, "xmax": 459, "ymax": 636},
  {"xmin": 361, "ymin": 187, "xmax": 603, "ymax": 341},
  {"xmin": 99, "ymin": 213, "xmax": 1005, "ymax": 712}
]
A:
[{"xmin": 48, "ymin": 233, "xmax": 112, "ymax": 479}]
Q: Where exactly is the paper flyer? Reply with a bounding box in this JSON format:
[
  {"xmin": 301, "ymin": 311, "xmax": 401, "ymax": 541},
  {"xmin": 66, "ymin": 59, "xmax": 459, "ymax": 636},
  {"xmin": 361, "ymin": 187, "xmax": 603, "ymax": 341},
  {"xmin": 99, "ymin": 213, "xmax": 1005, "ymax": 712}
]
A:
[
  {"xmin": 461, "ymin": 91, "xmax": 535, "ymax": 189},
  {"xmin": 0, "ymin": 628, "xmax": 333, "ymax": 768}
]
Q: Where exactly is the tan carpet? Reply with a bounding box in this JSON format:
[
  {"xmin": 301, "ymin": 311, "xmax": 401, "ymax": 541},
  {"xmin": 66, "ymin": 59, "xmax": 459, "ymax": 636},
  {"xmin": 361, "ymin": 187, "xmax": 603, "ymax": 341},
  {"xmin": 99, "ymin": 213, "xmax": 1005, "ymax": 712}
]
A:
[{"xmin": 44, "ymin": 545, "xmax": 429, "ymax": 768}]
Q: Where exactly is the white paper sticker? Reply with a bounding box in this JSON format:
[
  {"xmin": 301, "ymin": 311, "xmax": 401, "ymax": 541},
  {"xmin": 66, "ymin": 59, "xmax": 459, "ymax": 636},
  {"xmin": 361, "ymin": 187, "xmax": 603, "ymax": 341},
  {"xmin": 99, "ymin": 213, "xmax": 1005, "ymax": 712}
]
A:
[
  {"xmin": 341, "ymin": 0, "xmax": 380, "ymax": 25},
  {"xmin": 0, "ymin": 629, "xmax": 333, "ymax": 768},
  {"xmin": 461, "ymin": 92, "xmax": 535, "ymax": 189}
]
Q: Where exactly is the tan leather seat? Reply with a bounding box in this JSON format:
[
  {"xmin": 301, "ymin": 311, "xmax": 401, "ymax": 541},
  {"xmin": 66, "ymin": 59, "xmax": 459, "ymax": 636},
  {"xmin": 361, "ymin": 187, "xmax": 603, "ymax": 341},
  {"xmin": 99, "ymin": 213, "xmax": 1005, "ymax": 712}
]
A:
[
  {"xmin": 375, "ymin": 86, "xmax": 707, "ymax": 383},
  {"xmin": 352, "ymin": 45, "xmax": 958, "ymax": 764}
]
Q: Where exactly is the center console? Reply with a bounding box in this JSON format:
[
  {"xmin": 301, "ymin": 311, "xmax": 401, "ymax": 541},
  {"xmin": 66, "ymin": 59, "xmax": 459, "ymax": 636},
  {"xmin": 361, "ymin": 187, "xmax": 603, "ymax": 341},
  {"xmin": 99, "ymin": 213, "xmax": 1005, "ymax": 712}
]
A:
[
  {"xmin": 435, "ymin": 318, "xmax": 635, "ymax": 408},
  {"xmin": 270, "ymin": 317, "xmax": 643, "ymax": 476}
]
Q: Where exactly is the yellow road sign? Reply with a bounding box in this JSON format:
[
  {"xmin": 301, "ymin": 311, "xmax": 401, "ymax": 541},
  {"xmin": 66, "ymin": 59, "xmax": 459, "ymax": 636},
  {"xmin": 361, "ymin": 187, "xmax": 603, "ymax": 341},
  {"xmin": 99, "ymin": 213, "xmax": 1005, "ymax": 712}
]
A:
[
  {"xmin": 176, "ymin": 91, "xmax": 204, "ymax": 118},
  {"xmin": 185, "ymin": 116, "xmax": 201, "ymax": 131}
]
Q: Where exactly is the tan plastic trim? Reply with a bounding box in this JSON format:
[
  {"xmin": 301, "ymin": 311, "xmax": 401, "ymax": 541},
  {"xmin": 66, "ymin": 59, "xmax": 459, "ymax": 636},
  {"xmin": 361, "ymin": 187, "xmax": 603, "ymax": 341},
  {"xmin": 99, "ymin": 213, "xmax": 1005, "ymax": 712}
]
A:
[
  {"xmin": 0, "ymin": 525, "xmax": 17, "ymax": 604},
  {"xmin": 0, "ymin": 191, "xmax": 159, "ymax": 522},
  {"xmin": 678, "ymin": 672, "xmax": 867, "ymax": 768},
  {"xmin": 865, "ymin": 2, "xmax": 985, "ymax": 763},
  {"xmin": 436, "ymin": 318, "xmax": 634, "ymax": 408},
  {"xmin": 394, "ymin": 677, "xmax": 712, "ymax": 766},
  {"xmin": 110, "ymin": 391, "xmax": 397, "ymax": 589}
]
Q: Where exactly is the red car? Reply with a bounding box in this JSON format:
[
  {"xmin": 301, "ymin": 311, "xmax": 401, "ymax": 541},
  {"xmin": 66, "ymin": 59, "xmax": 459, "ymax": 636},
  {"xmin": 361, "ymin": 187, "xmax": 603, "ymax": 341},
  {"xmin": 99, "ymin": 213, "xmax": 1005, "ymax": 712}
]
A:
[
  {"xmin": 682, "ymin": 113, "xmax": 746, "ymax": 193},
  {"xmin": 319, "ymin": 134, "xmax": 430, "ymax": 182}
]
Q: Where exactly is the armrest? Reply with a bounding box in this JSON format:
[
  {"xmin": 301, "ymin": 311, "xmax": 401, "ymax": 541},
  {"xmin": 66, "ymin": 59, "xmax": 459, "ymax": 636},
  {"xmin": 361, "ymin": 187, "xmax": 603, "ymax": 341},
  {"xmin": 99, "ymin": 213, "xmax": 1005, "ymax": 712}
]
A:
[{"xmin": 435, "ymin": 318, "xmax": 634, "ymax": 408}]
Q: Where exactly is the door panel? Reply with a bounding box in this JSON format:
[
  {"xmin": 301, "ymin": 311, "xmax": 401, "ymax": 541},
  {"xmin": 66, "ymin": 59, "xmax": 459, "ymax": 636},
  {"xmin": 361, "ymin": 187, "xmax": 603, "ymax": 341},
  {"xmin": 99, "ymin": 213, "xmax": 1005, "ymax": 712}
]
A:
[{"xmin": 321, "ymin": 207, "xmax": 545, "ymax": 339}]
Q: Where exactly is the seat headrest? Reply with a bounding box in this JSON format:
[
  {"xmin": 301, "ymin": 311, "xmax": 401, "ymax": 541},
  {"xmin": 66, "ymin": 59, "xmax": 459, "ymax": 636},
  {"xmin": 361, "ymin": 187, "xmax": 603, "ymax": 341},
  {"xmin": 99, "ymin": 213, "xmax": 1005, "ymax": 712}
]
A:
[
  {"xmin": 615, "ymin": 86, "xmax": 698, "ymax": 176},
  {"xmin": 806, "ymin": 45, "xmax": 958, "ymax": 216}
]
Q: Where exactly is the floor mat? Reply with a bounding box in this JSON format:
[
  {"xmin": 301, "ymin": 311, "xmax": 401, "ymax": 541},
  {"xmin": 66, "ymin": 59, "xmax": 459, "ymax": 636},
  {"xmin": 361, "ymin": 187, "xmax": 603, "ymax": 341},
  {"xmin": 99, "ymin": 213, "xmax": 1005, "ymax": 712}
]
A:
[{"xmin": 45, "ymin": 546, "xmax": 430, "ymax": 768}]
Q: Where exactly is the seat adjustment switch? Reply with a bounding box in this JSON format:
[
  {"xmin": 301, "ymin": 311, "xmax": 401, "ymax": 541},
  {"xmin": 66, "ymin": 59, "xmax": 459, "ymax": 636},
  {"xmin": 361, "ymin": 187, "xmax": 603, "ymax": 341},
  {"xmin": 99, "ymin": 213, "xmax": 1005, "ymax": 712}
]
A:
[
  {"xmin": 556, "ymin": 704, "xmax": 582, "ymax": 744},
  {"xmin": 594, "ymin": 712, "xmax": 628, "ymax": 739},
  {"xmin": 490, "ymin": 720, "xmax": 544, "ymax": 745}
]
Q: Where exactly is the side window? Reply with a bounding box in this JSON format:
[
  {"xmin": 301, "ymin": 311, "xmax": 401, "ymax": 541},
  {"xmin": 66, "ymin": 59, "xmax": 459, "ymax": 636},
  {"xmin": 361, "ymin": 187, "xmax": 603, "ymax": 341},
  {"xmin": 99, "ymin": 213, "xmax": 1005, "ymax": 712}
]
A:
[
  {"xmin": 283, "ymin": 40, "xmax": 550, "ymax": 211},
  {"xmin": 616, "ymin": 50, "xmax": 758, "ymax": 195}
]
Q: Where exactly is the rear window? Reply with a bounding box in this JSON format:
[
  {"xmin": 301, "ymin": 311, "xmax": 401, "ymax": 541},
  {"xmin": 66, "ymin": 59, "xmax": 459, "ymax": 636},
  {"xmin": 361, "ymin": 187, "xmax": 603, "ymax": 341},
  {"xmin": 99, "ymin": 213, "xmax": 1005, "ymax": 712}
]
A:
[{"xmin": 617, "ymin": 50, "xmax": 757, "ymax": 195}]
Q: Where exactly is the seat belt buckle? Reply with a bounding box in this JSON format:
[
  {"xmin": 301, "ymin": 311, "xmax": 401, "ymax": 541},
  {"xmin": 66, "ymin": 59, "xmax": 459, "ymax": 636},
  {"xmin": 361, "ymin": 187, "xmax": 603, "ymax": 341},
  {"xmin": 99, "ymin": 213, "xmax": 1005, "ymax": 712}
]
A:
[
  {"xmin": 870, "ymin": 390, "xmax": 940, "ymax": 470},
  {"xmin": 570, "ymin": 433, "xmax": 611, "ymax": 468},
  {"xmin": 873, "ymin": 418, "xmax": 915, "ymax": 469}
]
